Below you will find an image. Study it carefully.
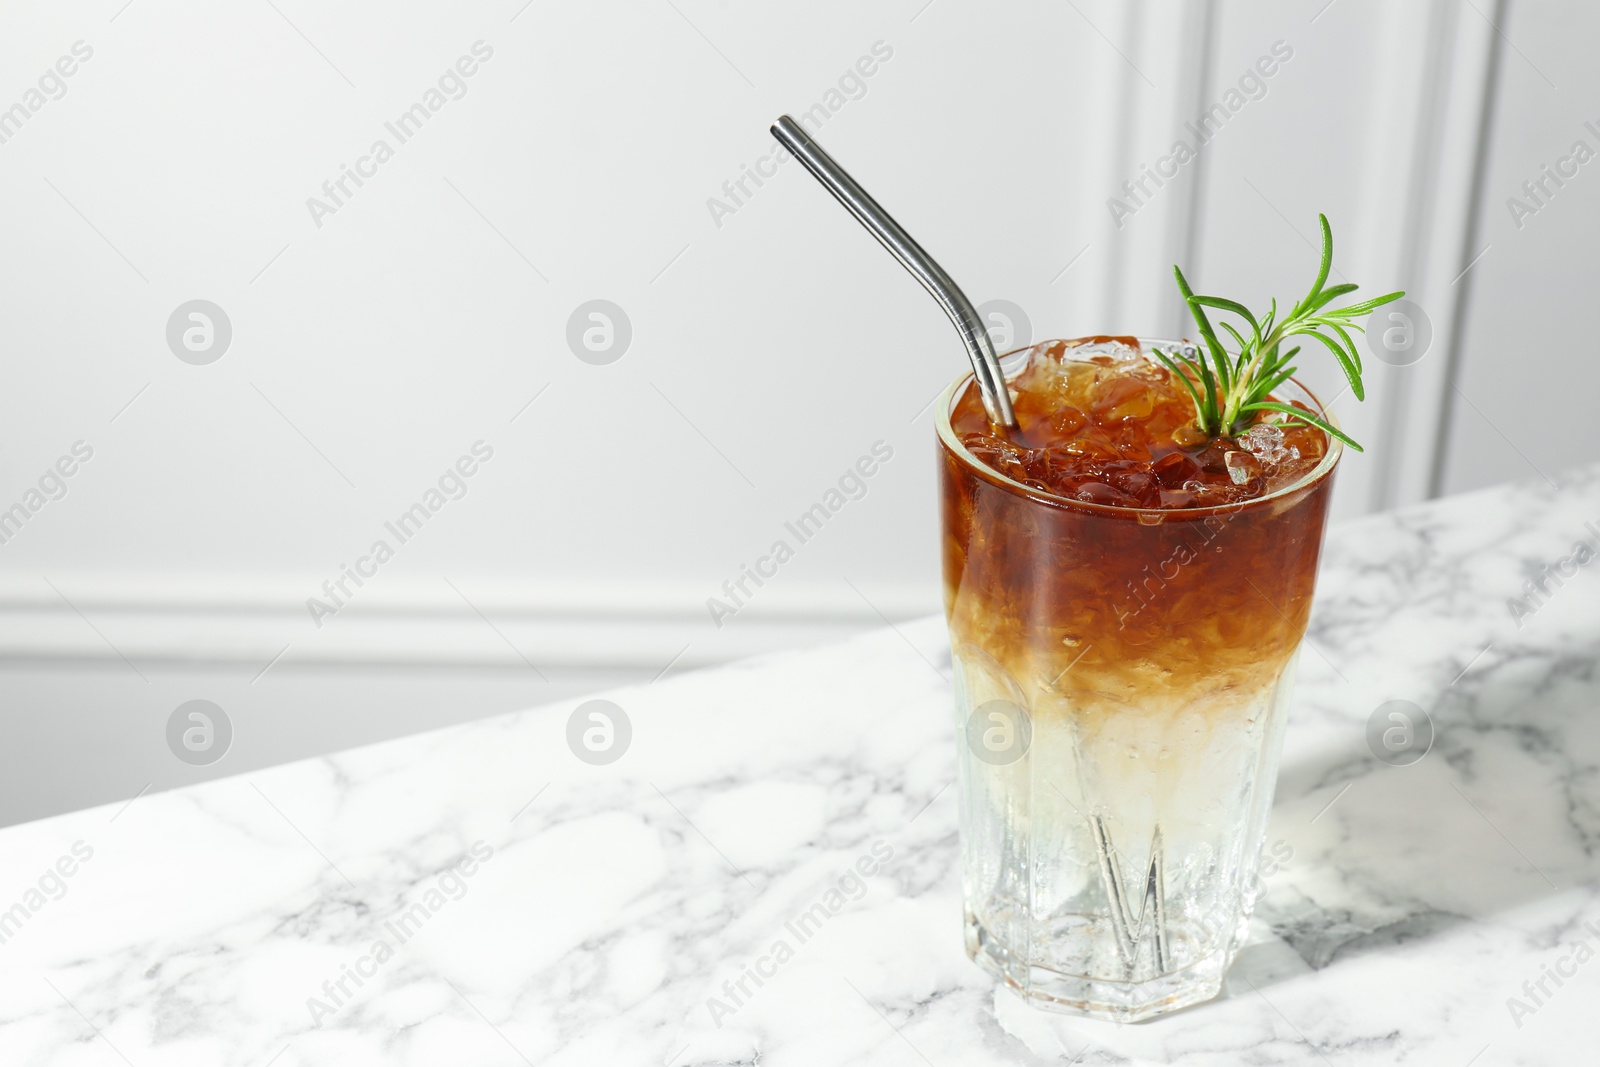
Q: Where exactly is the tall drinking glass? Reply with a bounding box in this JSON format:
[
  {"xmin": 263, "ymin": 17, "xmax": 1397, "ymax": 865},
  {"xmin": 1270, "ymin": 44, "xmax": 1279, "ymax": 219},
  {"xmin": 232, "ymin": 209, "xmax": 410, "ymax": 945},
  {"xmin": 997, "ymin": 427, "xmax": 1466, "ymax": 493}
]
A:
[{"xmin": 936, "ymin": 338, "xmax": 1341, "ymax": 1021}]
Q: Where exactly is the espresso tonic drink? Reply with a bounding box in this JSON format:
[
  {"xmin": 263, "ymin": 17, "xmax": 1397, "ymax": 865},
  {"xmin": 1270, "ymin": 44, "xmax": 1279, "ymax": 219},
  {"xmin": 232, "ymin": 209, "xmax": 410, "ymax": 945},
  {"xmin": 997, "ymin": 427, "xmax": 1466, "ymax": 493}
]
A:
[{"xmin": 937, "ymin": 337, "xmax": 1339, "ymax": 1021}]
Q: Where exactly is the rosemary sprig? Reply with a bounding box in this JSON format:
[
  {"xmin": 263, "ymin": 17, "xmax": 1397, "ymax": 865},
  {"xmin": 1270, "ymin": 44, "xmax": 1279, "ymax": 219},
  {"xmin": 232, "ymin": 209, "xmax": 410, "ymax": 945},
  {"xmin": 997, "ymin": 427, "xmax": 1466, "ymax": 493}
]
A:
[{"xmin": 1150, "ymin": 214, "xmax": 1402, "ymax": 452}]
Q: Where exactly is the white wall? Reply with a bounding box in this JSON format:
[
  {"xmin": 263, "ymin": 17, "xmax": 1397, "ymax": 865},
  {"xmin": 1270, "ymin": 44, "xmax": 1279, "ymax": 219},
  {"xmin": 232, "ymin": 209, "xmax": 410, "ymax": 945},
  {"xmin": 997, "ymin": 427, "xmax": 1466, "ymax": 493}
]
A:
[
  {"xmin": 0, "ymin": 0, "xmax": 1103, "ymax": 673},
  {"xmin": 1442, "ymin": 1, "xmax": 1600, "ymax": 496},
  {"xmin": 0, "ymin": 0, "xmax": 1587, "ymax": 818}
]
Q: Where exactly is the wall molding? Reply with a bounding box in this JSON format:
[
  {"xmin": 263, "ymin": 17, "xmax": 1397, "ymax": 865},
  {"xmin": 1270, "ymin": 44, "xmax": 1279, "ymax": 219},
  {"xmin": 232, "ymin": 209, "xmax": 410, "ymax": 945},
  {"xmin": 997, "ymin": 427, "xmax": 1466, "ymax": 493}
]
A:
[{"xmin": 0, "ymin": 575, "xmax": 937, "ymax": 671}]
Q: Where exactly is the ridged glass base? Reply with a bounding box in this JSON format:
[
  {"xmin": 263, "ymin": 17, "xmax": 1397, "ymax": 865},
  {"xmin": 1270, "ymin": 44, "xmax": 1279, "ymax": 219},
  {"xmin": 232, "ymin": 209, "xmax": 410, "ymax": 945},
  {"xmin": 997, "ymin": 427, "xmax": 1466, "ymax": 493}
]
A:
[{"xmin": 967, "ymin": 910, "xmax": 1233, "ymax": 1022}]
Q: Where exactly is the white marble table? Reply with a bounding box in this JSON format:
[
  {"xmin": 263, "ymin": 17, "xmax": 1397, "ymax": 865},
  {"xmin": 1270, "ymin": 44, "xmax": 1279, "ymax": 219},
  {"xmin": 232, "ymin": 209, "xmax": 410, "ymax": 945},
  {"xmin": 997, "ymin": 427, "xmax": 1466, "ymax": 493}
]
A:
[{"xmin": 4, "ymin": 467, "xmax": 1600, "ymax": 1066}]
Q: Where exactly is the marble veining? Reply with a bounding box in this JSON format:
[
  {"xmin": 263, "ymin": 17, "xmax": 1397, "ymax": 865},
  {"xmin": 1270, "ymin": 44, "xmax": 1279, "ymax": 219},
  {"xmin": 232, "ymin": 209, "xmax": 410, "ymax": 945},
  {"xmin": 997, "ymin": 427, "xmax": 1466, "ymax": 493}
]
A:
[{"xmin": 3, "ymin": 465, "xmax": 1600, "ymax": 1064}]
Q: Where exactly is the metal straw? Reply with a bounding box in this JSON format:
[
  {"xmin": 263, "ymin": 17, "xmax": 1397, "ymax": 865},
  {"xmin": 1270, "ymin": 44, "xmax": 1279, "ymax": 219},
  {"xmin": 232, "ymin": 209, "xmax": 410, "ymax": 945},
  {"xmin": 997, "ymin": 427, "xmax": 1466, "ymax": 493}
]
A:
[
  {"xmin": 1091, "ymin": 814, "xmax": 1138, "ymax": 966},
  {"xmin": 770, "ymin": 115, "xmax": 1018, "ymax": 430},
  {"xmin": 1092, "ymin": 813, "xmax": 1170, "ymax": 975}
]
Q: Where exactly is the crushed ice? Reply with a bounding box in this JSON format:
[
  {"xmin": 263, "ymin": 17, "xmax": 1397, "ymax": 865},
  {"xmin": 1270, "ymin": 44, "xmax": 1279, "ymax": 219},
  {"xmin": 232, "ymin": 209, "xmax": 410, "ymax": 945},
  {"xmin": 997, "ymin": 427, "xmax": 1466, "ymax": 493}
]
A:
[
  {"xmin": 1240, "ymin": 423, "xmax": 1300, "ymax": 467},
  {"xmin": 1060, "ymin": 338, "xmax": 1141, "ymax": 364}
]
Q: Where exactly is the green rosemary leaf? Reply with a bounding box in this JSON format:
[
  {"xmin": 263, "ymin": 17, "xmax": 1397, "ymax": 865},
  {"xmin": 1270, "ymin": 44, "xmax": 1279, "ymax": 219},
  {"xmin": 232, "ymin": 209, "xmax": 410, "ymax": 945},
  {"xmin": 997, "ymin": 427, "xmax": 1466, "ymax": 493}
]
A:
[
  {"xmin": 1311, "ymin": 214, "xmax": 1334, "ymax": 296},
  {"xmin": 1261, "ymin": 297, "xmax": 1278, "ymax": 339},
  {"xmin": 1254, "ymin": 365, "xmax": 1299, "ymax": 400},
  {"xmin": 1152, "ymin": 347, "xmax": 1206, "ymax": 422},
  {"xmin": 1305, "ymin": 282, "xmax": 1360, "ymax": 314},
  {"xmin": 1297, "ymin": 328, "xmax": 1365, "ymax": 401},
  {"xmin": 1328, "ymin": 321, "xmax": 1362, "ymax": 376},
  {"xmin": 1330, "ymin": 290, "xmax": 1405, "ymax": 318},
  {"xmin": 1242, "ymin": 401, "xmax": 1362, "ymax": 451},
  {"xmin": 1219, "ymin": 321, "xmax": 1251, "ymax": 358},
  {"xmin": 1180, "ymin": 348, "xmax": 1220, "ymax": 430},
  {"xmin": 1263, "ymin": 344, "xmax": 1302, "ymax": 377},
  {"xmin": 1168, "ymin": 216, "xmax": 1397, "ymax": 452},
  {"xmin": 1189, "ymin": 295, "xmax": 1261, "ymax": 341},
  {"xmin": 1173, "ymin": 265, "xmax": 1233, "ymax": 396}
]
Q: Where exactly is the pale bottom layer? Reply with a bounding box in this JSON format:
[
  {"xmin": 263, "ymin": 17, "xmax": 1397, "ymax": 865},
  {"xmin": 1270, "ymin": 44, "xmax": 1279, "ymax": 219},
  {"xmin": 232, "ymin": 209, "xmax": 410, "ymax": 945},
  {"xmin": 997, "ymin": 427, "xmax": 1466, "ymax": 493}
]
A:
[{"xmin": 952, "ymin": 640, "xmax": 1301, "ymax": 1022}]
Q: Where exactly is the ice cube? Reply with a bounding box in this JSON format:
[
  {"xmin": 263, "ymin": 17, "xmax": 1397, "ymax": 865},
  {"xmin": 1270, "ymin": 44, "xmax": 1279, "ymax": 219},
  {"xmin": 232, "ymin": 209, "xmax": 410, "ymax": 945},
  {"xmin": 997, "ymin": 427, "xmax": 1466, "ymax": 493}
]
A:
[
  {"xmin": 1182, "ymin": 478, "xmax": 1241, "ymax": 506},
  {"xmin": 1089, "ymin": 375, "xmax": 1154, "ymax": 420},
  {"xmin": 1151, "ymin": 451, "xmax": 1200, "ymax": 489},
  {"xmin": 1225, "ymin": 450, "xmax": 1263, "ymax": 488},
  {"xmin": 1241, "ymin": 424, "xmax": 1290, "ymax": 466},
  {"xmin": 1060, "ymin": 338, "xmax": 1140, "ymax": 365},
  {"xmin": 1049, "ymin": 405, "xmax": 1088, "ymax": 437}
]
